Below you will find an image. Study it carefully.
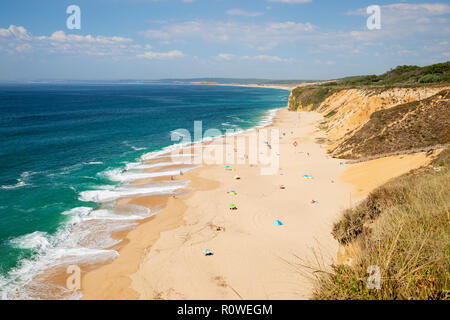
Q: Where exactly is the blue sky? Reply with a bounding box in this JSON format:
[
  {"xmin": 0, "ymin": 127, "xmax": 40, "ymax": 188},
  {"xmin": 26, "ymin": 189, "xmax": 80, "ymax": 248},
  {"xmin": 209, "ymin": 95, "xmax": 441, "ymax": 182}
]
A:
[{"xmin": 0, "ymin": 0, "xmax": 449, "ymax": 80}]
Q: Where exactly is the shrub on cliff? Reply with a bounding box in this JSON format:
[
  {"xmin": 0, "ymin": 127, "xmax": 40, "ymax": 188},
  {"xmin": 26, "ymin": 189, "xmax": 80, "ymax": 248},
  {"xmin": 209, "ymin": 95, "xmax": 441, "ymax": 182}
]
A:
[
  {"xmin": 419, "ymin": 74, "xmax": 442, "ymax": 83},
  {"xmin": 289, "ymin": 86, "xmax": 340, "ymax": 111}
]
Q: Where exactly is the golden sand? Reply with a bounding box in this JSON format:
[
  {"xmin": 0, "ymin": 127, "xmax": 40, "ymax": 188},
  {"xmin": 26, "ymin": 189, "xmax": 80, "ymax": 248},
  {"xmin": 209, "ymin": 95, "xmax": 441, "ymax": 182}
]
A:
[
  {"xmin": 81, "ymin": 109, "xmax": 356, "ymax": 299},
  {"xmin": 341, "ymin": 151, "xmax": 439, "ymax": 199},
  {"xmin": 80, "ymin": 108, "xmax": 437, "ymax": 300}
]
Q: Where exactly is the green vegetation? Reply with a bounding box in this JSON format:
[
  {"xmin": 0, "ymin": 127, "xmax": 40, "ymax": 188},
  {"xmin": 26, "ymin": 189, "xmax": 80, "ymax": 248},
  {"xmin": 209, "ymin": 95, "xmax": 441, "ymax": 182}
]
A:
[
  {"xmin": 324, "ymin": 110, "xmax": 337, "ymax": 118},
  {"xmin": 313, "ymin": 151, "xmax": 450, "ymax": 300},
  {"xmin": 288, "ymin": 86, "xmax": 340, "ymax": 111},
  {"xmin": 289, "ymin": 61, "xmax": 450, "ymax": 111},
  {"xmin": 338, "ymin": 61, "xmax": 450, "ymax": 87}
]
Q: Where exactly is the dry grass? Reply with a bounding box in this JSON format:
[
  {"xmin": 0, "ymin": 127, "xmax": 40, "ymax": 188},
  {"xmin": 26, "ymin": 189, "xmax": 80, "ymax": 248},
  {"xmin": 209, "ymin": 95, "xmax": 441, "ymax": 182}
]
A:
[{"xmin": 313, "ymin": 156, "xmax": 450, "ymax": 300}]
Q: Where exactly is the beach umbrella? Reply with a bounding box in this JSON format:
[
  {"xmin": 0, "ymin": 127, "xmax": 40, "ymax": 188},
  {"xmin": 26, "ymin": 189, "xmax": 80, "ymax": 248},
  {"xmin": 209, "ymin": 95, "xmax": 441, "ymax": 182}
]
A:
[
  {"xmin": 303, "ymin": 174, "xmax": 313, "ymax": 179},
  {"xmin": 203, "ymin": 249, "xmax": 213, "ymax": 256},
  {"xmin": 273, "ymin": 220, "xmax": 283, "ymax": 226},
  {"xmin": 229, "ymin": 203, "xmax": 236, "ymax": 208},
  {"xmin": 234, "ymin": 175, "xmax": 241, "ymax": 180},
  {"xmin": 293, "ymin": 141, "xmax": 298, "ymax": 147}
]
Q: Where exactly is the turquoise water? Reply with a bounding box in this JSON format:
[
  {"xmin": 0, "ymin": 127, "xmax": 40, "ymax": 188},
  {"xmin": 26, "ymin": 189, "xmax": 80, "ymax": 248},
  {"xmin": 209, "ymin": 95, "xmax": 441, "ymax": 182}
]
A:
[{"xmin": 0, "ymin": 83, "xmax": 289, "ymax": 298}]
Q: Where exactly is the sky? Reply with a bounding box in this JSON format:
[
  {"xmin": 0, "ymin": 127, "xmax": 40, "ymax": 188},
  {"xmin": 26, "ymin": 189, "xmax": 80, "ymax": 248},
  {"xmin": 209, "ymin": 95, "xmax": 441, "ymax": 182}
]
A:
[{"xmin": 0, "ymin": 0, "xmax": 449, "ymax": 80}]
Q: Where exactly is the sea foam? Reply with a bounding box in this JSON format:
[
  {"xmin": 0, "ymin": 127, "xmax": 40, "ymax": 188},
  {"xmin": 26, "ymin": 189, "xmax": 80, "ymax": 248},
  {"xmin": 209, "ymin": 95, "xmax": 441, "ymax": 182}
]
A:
[{"xmin": 79, "ymin": 181, "xmax": 188, "ymax": 203}]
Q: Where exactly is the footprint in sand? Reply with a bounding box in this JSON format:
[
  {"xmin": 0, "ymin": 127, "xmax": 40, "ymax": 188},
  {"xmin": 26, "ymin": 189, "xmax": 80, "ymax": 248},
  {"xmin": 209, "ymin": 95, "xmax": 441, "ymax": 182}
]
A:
[{"xmin": 212, "ymin": 276, "xmax": 228, "ymax": 288}]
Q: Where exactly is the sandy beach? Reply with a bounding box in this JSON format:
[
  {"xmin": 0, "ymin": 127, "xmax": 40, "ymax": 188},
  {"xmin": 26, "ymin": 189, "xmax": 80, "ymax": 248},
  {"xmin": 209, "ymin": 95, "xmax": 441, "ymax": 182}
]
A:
[
  {"xmin": 186, "ymin": 81, "xmax": 331, "ymax": 92},
  {"xmin": 81, "ymin": 108, "xmax": 357, "ymax": 299},
  {"xmin": 79, "ymin": 102, "xmax": 440, "ymax": 300}
]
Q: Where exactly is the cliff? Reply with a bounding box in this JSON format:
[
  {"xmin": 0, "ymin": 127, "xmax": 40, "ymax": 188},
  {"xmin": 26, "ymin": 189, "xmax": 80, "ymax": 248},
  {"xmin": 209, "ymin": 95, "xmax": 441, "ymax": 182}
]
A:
[
  {"xmin": 300, "ymin": 62, "xmax": 450, "ymax": 299},
  {"xmin": 289, "ymin": 85, "xmax": 450, "ymax": 160}
]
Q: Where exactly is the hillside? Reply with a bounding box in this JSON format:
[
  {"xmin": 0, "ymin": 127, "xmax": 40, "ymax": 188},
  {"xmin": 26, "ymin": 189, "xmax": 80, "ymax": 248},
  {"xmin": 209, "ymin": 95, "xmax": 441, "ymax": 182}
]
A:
[
  {"xmin": 329, "ymin": 89, "xmax": 450, "ymax": 159},
  {"xmin": 337, "ymin": 61, "xmax": 450, "ymax": 86},
  {"xmin": 288, "ymin": 61, "xmax": 450, "ymax": 161},
  {"xmin": 314, "ymin": 150, "xmax": 450, "ymax": 299},
  {"xmin": 289, "ymin": 61, "xmax": 450, "ymax": 114},
  {"xmin": 289, "ymin": 62, "xmax": 450, "ymax": 300}
]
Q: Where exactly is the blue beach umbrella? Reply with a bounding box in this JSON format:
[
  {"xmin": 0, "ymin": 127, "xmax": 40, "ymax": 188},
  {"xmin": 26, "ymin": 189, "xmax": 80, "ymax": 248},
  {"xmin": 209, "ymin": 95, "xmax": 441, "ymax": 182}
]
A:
[{"xmin": 273, "ymin": 220, "xmax": 283, "ymax": 226}]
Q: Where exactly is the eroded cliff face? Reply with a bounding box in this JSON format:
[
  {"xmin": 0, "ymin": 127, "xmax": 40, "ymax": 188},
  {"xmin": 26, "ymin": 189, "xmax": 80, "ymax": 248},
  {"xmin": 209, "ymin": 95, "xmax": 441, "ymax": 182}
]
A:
[{"xmin": 288, "ymin": 85, "xmax": 450, "ymax": 159}]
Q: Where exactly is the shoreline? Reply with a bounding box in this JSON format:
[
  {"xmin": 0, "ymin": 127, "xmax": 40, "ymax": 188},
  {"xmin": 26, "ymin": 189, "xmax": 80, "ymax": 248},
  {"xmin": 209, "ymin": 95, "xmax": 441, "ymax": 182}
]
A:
[
  {"xmin": 81, "ymin": 107, "xmax": 354, "ymax": 299},
  {"xmin": 80, "ymin": 104, "xmax": 438, "ymax": 299},
  {"xmin": 13, "ymin": 101, "xmax": 436, "ymax": 299},
  {"xmin": 11, "ymin": 84, "xmax": 437, "ymax": 299},
  {"xmin": 180, "ymin": 81, "xmax": 331, "ymax": 92},
  {"xmin": 0, "ymin": 85, "xmax": 288, "ymax": 300}
]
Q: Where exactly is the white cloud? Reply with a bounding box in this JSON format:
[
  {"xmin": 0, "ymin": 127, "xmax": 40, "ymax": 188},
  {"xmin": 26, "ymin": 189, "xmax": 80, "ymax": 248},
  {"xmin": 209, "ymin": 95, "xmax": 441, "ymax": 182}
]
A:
[
  {"xmin": 348, "ymin": 3, "xmax": 450, "ymax": 24},
  {"xmin": 14, "ymin": 43, "xmax": 32, "ymax": 52},
  {"xmin": 141, "ymin": 30, "xmax": 171, "ymax": 40},
  {"xmin": 226, "ymin": 9, "xmax": 263, "ymax": 17},
  {"xmin": 217, "ymin": 53, "xmax": 235, "ymax": 60},
  {"xmin": 220, "ymin": 54, "xmax": 293, "ymax": 63},
  {"xmin": 137, "ymin": 50, "xmax": 184, "ymax": 59},
  {"xmin": 251, "ymin": 54, "xmax": 287, "ymax": 62},
  {"xmin": 37, "ymin": 30, "xmax": 132, "ymax": 44},
  {"xmin": 141, "ymin": 20, "xmax": 315, "ymax": 50},
  {"xmin": 334, "ymin": 2, "xmax": 450, "ymax": 60},
  {"xmin": 0, "ymin": 25, "xmax": 32, "ymax": 40},
  {"xmin": 0, "ymin": 25, "xmax": 185, "ymax": 59},
  {"xmin": 314, "ymin": 59, "xmax": 335, "ymax": 65}
]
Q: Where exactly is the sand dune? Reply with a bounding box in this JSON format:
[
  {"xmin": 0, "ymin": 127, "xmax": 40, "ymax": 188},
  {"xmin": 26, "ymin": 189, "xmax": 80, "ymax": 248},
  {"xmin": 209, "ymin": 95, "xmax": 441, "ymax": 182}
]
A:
[{"xmin": 341, "ymin": 151, "xmax": 439, "ymax": 199}]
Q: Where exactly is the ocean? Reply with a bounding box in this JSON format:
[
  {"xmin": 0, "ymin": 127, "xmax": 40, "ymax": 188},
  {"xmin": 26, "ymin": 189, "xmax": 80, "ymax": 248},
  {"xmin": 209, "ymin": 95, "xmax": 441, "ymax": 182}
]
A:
[{"xmin": 0, "ymin": 83, "xmax": 289, "ymax": 299}]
